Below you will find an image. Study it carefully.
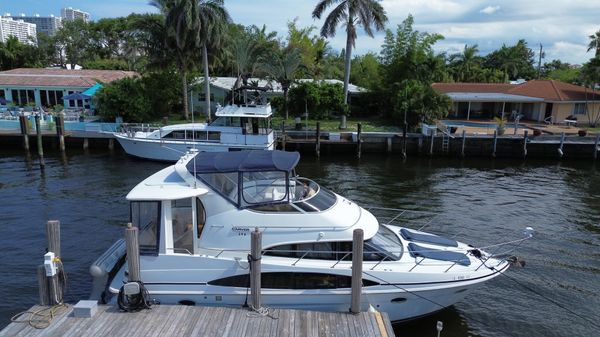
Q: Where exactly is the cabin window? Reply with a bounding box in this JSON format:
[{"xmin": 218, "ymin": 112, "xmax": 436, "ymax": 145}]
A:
[
  {"xmin": 291, "ymin": 181, "xmax": 337, "ymax": 212},
  {"xmin": 210, "ymin": 117, "xmax": 241, "ymax": 127},
  {"xmin": 130, "ymin": 201, "xmax": 161, "ymax": 255},
  {"xmin": 241, "ymin": 171, "xmax": 288, "ymax": 206},
  {"xmin": 171, "ymin": 199, "xmax": 193, "ymax": 254},
  {"xmin": 196, "ymin": 198, "xmax": 206, "ymax": 239},
  {"xmin": 207, "ymin": 272, "xmax": 378, "ymax": 289},
  {"xmin": 198, "ymin": 172, "xmax": 239, "ymax": 205},
  {"xmin": 264, "ymin": 227, "xmax": 403, "ymax": 261}
]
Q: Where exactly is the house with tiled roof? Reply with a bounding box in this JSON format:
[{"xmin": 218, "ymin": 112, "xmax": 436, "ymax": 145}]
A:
[
  {"xmin": 0, "ymin": 68, "xmax": 137, "ymax": 109},
  {"xmin": 192, "ymin": 77, "xmax": 366, "ymax": 114},
  {"xmin": 432, "ymin": 80, "xmax": 600, "ymax": 124}
]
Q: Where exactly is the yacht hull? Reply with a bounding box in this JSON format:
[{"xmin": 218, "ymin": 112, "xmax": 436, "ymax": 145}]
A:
[{"xmin": 114, "ymin": 134, "xmax": 274, "ymax": 162}]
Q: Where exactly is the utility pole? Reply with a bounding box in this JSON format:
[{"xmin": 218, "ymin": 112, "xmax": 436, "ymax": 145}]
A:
[{"xmin": 537, "ymin": 44, "xmax": 544, "ymax": 79}]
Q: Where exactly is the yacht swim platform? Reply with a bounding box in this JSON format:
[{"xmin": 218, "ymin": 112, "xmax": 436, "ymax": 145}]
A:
[{"xmin": 0, "ymin": 304, "xmax": 395, "ymax": 337}]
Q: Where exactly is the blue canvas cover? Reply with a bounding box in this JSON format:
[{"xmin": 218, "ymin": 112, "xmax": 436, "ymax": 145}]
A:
[
  {"xmin": 407, "ymin": 243, "xmax": 471, "ymax": 266},
  {"xmin": 400, "ymin": 228, "xmax": 458, "ymax": 247},
  {"xmin": 187, "ymin": 150, "xmax": 300, "ymax": 174}
]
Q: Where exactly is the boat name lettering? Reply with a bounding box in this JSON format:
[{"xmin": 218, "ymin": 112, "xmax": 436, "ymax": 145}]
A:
[{"xmin": 231, "ymin": 226, "xmax": 250, "ymax": 236}]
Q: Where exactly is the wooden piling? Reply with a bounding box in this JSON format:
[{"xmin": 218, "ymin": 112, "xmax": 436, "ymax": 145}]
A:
[
  {"xmin": 35, "ymin": 115, "xmax": 45, "ymax": 168},
  {"xmin": 386, "ymin": 137, "xmax": 392, "ymax": 153},
  {"xmin": 350, "ymin": 229, "xmax": 364, "ymax": 314},
  {"xmin": 46, "ymin": 220, "xmax": 61, "ymax": 258},
  {"xmin": 250, "ymin": 227, "xmax": 262, "ymax": 310},
  {"xmin": 356, "ymin": 123, "xmax": 362, "ymax": 159},
  {"xmin": 461, "ymin": 130, "xmax": 466, "ymax": 157},
  {"xmin": 125, "ymin": 223, "xmax": 141, "ymax": 282},
  {"xmin": 19, "ymin": 114, "xmax": 30, "ymax": 151},
  {"xmin": 316, "ymin": 122, "xmax": 321, "ymax": 158},
  {"xmin": 492, "ymin": 130, "xmax": 498, "ymax": 158},
  {"xmin": 46, "ymin": 220, "xmax": 62, "ymax": 305},
  {"xmin": 429, "ymin": 131, "xmax": 435, "ymax": 156},
  {"xmin": 594, "ymin": 133, "xmax": 600, "ymax": 160},
  {"xmin": 56, "ymin": 113, "xmax": 65, "ymax": 152},
  {"xmin": 37, "ymin": 265, "xmax": 50, "ymax": 306},
  {"xmin": 108, "ymin": 138, "xmax": 114, "ymax": 150},
  {"xmin": 522, "ymin": 130, "xmax": 528, "ymax": 159},
  {"xmin": 83, "ymin": 138, "xmax": 89, "ymax": 150}
]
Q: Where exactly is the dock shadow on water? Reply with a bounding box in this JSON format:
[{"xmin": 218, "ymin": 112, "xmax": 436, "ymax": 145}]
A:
[{"xmin": 1, "ymin": 149, "xmax": 599, "ymax": 337}]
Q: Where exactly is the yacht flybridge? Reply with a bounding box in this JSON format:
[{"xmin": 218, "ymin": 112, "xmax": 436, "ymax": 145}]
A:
[
  {"xmin": 114, "ymin": 86, "xmax": 275, "ymax": 161},
  {"xmin": 95, "ymin": 150, "xmax": 532, "ymax": 322}
]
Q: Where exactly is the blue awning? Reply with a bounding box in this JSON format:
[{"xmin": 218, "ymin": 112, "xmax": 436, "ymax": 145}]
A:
[
  {"xmin": 186, "ymin": 150, "xmax": 300, "ymax": 174},
  {"xmin": 82, "ymin": 83, "xmax": 103, "ymax": 96}
]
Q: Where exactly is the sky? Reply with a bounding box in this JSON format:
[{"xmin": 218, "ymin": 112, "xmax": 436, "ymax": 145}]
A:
[{"xmin": 2, "ymin": 0, "xmax": 599, "ymax": 65}]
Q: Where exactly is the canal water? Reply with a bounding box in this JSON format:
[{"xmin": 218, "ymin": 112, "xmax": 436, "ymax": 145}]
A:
[{"xmin": 0, "ymin": 148, "xmax": 599, "ymax": 337}]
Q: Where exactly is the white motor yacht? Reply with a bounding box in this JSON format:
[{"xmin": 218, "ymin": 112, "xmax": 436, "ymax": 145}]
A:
[
  {"xmin": 92, "ymin": 150, "xmax": 530, "ymax": 322},
  {"xmin": 114, "ymin": 86, "xmax": 275, "ymax": 161}
]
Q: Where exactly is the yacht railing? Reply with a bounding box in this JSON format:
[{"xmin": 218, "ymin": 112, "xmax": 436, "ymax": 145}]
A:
[{"xmin": 117, "ymin": 123, "xmax": 162, "ymax": 136}]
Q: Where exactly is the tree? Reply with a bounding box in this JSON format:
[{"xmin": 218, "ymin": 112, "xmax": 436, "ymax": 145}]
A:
[
  {"xmin": 588, "ymin": 30, "xmax": 600, "ymax": 57},
  {"xmin": 0, "ymin": 36, "xmax": 23, "ymax": 70},
  {"xmin": 312, "ymin": 0, "xmax": 388, "ymax": 107},
  {"xmin": 350, "ymin": 52, "xmax": 381, "ymax": 90},
  {"xmin": 197, "ymin": 0, "xmax": 231, "ymax": 121},
  {"xmin": 260, "ymin": 47, "xmax": 302, "ymax": 119},
  {"xmin": 390, "ymin": 80, "xmax": 451, "ymax": 127},
  {"xmin": 484, "ymin": 40, "xmax": 536, "ymax": 81},
  {"xmin": 55, "ymin": 19, "xmax": 94, "ymax": 69},
  {"xmin": 150, "ymin": 0, "xmax": 202, "ymax": 120},
  {"xmin": 287, "ymin": 81, "xmax": 344, "ymax": 119},
  {"xmin": 449, "ymin": 44, "xmax": 482, "ymax": 82}
]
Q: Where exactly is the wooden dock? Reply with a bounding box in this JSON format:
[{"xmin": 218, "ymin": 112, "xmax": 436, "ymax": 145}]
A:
[{"xmin": 0, "ymin": 304, "xmax": 395, "ymax": 337}]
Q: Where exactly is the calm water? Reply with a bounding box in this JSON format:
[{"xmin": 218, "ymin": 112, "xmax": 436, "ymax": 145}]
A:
[{"xmin": 1, "ymin": 148, "xmax": 599, "ymax": 337}]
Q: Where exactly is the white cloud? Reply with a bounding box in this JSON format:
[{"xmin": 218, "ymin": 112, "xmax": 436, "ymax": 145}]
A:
[{"xmin": 480, "ymin": 6, "xmax": 500, "ymax": 15}]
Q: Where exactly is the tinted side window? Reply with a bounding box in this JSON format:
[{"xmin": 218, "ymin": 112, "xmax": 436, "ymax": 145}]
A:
[
  {"xmin": 131, "ymin": 201, "xmax": 161, "ymax": 255},
  {"xmin": 208, "ymin": 272, "xmax": 378, "ymax": 289}
]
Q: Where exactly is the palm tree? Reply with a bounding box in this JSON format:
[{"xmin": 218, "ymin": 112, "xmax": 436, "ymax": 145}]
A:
[
  {"xmin": 197, "ymin": 0, "xmax": 231, "ymax": 122},
  {"xmin": 588, "ymin": 30, "xmax": 600, "ymax": 57},
  {"xmin": 260, "ymin": 48, "xmax": 302, "ymax": 120},
  {"xmin": 150, "ymin": 0, "xmax": 201, "ymax": 120},
  {"xmin": 451, "ymin": 44, "xmax": 479, "ymax": 82},
  {"xmin": 312, "ymin": 0, "xmax": 388, "ymax": 106}
]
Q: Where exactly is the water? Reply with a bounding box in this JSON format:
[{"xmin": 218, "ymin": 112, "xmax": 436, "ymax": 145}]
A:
[{"xmin": 1, "ymin": 149, "xmax": 599, "ymax": 337}]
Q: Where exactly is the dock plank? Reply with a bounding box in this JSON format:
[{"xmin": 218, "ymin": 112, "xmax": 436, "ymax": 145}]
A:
[{"xmin": 0, "ymin": 304, "xmax": 395, "ymax": 337}]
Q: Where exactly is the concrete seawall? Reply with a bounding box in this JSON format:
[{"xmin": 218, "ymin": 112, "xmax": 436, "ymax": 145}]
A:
[{"xmin": 1, "ymin": 130, "xmax": 598, "ymax": 161}]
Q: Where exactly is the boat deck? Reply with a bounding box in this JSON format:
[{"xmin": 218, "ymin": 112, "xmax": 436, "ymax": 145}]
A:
[{"xmin": 0, "ymin": 304, "xmax": 395, "ymax": 337}]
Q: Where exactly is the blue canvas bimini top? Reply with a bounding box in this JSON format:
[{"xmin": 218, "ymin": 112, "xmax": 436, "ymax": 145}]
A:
[{"xmin": 186, "ymin": 150, "xmax": 300, "ymax": 174}]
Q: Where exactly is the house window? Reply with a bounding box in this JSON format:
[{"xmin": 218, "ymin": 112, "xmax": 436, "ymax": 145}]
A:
[{"xmin": 573, "ymin": 103, "xmax": 586, "ymax": 115}]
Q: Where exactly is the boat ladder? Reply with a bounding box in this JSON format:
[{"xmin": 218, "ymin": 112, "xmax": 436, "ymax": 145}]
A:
[{"xmin": 441, "ymin": 134, "xmax": 450, "ymax": 152}]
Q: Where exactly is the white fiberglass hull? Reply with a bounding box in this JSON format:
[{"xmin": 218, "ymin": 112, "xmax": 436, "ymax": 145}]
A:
[
  {"xmin": 109, "ymin": 264, "xmax": 507, "ymax": 322},
  {"xmin": 114, "ymin": 134, "xmax": 275, "ymax": 162},
  {"xmin": 108, "ymin": 253, "xmax": 509, "ymax": 322}
]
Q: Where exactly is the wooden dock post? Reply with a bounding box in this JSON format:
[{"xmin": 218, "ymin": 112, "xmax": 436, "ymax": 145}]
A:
[
  {"xmin": 108, "ymin": 138, "xmax": 114, "ymax": 150},
  {"xmin": 46, "ymin": 220, "xmax": 62, "ymax": 304},
  {"xmin": 429, "ymin": 131, "xmax": 435, "ymax": 156},
  {"xmin": 281, "ymin": 121, "xmax": 286, "ymax": 151},
  {"xmin": 125, "ymin": 223, "xmax": 141, "ymax": 282},
  {"xmin": 492, "ymin": 130, "xmax": 498, "ymax": 158},
  {"xmin": 250, "ymin": 228, "xmax": 262, "ymax": 310},
  {"xmin": 356, "ymin": 123, "xmax": 362, "ymax": 159},
  {"xmin": 316, "ymin": 122, "xmax": 321, "ymax": 158},
  {"xmin": 350, "ymin": 228, "xmax": 364, "ymax": 314},
  {"xmin": 461, "ymin": 130, "xmax": 466, "ymax": 157},
  {"xmin": 83, "ymin": 138, "xmax": 89, "ymax": 150},
  {"xmin": 522, "ymin": 130, "xmax": 528, "ymax": 159},
  {"xmin": 594, "ymin": 133, "xmax": 600, "ymax": 160},
  {"xmin": 386, "ymin": 137, "xmax": 392, "ymax": 153},
  {"xmin": 37, "ymin": 265, "xmax": 50, "ymax": 306},
  {"xmin": 19, "ymin": 114, "xmax": 30, "ymax": 151},
  {"xmin": 56, "ymin": 113, "xmax": 65, "ymax": 152},
  {"xmin": 558, "ymin": 132, "xmax": 565, "ymax": 158},
  {"xmin": 35, "ymin": 115, "xmax": 45, "ymax": 168}
]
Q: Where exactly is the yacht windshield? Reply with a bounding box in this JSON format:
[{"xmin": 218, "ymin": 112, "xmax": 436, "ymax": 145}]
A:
[{"xmin": 364, "ymin": 225, "xmax": 403, "ymax": 261}]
